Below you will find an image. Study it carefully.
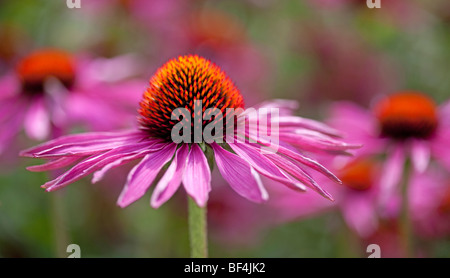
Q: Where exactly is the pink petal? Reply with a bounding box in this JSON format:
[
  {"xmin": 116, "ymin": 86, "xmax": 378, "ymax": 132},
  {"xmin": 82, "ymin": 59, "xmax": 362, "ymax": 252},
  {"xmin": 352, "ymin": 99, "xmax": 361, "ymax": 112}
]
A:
[
  {"xmin": 181, "ymin": 144, "xmax": 211, "ymax": 207},
  {"xmin": 341, "ymin": 192, "xmax": 378, "ymax": 238},
  {"xmin": 273, "ymin": 116, "xmax": 343, "ymax": 137},
  {"xmin": 411, "ymin": 139, "xmax": 430, "ymax": 173},
  {"xmin": 378, "ymin": 145, "xmax": 405, "ymax": 207},
  {"xmin": 327, "ymin": 102, "xmax": 385, "ymax": 156},
  {"xmin": 150, "ymin": 144, "xmax": 190, "ymax": 208},
  {"xmin": 229, "ymin": 142, "xmax": 306, "ymax": 191},
  {"xmin": 23, "ymin": 97, "xmax": 50, "ymax": 141},
  {"xmin": 44, "ymin": 142, "xmax": 155, "ymax": 191},
  {"xmin": 275, "ymin": 144, "xmax": 342, "ymax": 184},
  {"xmin": 27, "ymin": 156, "xmax": 81, "ymax": 172},
  {"xmin": 211, "ymin": 142, "xmax": 268, "ymax": 203},
  {"xmin": 278, "ymin": 130, "xmax": 361, "ymax": 152},
  {"xmin": 91, "ymin": 142, "xmax": 163, "ymax": 183},
  {"xmin": 117, "ymin": 143, "xmax": 177, "ymax": 208},
  {"xmin": 20, "ymin": 131, "xmax": 147, "ymax": 158},
  {"xmin": 0, "ymin": 99, "xmax": 26, "ymax": 154},
  {"xmin": 266, "ymin": 153, "xmax": 334, "ymax": 201},
  {"xmin": 328, "ymin": 102, "xmax": 376, "ymax": 135}
]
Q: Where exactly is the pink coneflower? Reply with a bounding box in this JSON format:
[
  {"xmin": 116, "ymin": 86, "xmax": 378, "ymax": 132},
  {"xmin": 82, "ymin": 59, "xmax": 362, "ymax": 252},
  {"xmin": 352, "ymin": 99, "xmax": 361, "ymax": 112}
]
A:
[
  {"xmin": 332, "ymin": 158, "xmax": 400, "ymax": 238},
  {"xmin": 0, "ymin": 48, "xmax": 145, "ymax": 154},
  {"xmin": 21, "ymin": 55, "xmax": 358, "ymax": 209},
  {"xmin": 266, "ymin": 157, "xmax": 400, "ymax": 239},
  {"xmin": 328, "ymin": 92, "xmax": 450, "ymax": 206}
]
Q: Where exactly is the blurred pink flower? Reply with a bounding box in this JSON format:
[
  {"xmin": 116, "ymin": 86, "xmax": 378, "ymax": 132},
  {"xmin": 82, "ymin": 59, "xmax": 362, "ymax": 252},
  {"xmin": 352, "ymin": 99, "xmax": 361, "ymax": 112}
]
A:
[
  {"xmin": 328, "ymin": 92, "xmax": 450, "ymax": 207},
  {"xmin": 0, "ymin": 48, "xmax": 145, "ymax": 154},
  {"xmin": 21, "ymin": 55, "xmax": 357, "ymax": 209},
  {"xmin": 268, "ymin": 157, "xmax": 401, "ymax": 238},
  {"xmin": 409, "ymin": 167, "xmax": 450, "ymax": 239}
]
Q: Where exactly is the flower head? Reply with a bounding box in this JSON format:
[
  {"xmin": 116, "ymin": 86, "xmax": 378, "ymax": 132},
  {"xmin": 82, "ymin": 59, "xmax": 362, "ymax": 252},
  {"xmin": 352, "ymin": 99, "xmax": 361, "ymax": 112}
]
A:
[
  {"xmin": 16, "ymin": 49, "xmax": 76, "ymax": 93},
  {"xmin": 22, "ymin": 55, "xmax": 358, "ymax": 209},
  {"xmin": 328, "ymin": 91, "xmax": 450, "ymax": 207},
  {"xmin": 138, "ymin": 55, "xmax": 244, "ymax": 141},
  {"xmin": 0, "ymin": 48, "xmax": 145, "ymax": 154},
  {"xmin": 374, "ymin": 92, "xmax": 438, "ymax": 140}
]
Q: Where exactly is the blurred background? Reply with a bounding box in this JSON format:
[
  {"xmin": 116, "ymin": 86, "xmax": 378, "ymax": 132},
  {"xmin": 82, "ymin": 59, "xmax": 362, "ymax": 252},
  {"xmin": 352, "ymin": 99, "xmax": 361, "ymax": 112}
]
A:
[{"xmin": 0, "ymin": 0, "xmax": 449, "ymax": 258}]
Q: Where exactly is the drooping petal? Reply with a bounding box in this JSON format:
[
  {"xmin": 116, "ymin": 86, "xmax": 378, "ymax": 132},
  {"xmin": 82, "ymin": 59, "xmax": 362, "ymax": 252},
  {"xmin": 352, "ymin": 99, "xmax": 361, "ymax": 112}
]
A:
[
  {"xmin": 91, "ymin": 142, "xmax": 163, "ymax": 183},
  {"xmin": 27, "ymin": 156, "xmax": 81, "ymax": 172},
  {"xmin": 273, "ymin": 144, "xmax": 342, "ymax": 184},
  {"xmin": 211, "ymin": 142, "xmax": 268, "ymax": 203},
  {"xmin": 266, "ymin": 153, "xmax": 334, "ymax": 201},
  {"xmin": 272, "ymin": 116, "xmax": 343, "ymax": 137},
  {"xmin": 229, "ymin": 142, "xmax": 306, "ymax": 191},
  {"xmin": 20, "ymin": 130, "xmax": 148, "ymax": 158},
  {"xmin": 117, "ymin": 143, "xmax": 177, "ymax": 208},
  {"xmin": 341, "ymin": 192, "xmax": 378, "ymax": 238},
  {"xmin": 23, "ymin": 97, "xmax": 51, "ymax": 141},
  {"xmin": 182, "ymin": 144, "xmax": 211, "ymax": 207},
  {"xmin": 0, "ymin": 99, "xmax": 26, "ymax": 154},
  {"xmin": 378, "ymin": 145, "xmax": 405, "ymax": 207},
  {"xmin": 151, "ymin": 144, "xmax": 190, "ymax": 208},
  {"xmin": 44, "ymin": 142, "xmax": 157, "ymax": 191},
  {"xmin": 411, "ymin": 139, "xmax": 430, "ymax": 173},
  {"xmin": 278, "ymin": 130, "xmax": 361, "ymax": 152}
]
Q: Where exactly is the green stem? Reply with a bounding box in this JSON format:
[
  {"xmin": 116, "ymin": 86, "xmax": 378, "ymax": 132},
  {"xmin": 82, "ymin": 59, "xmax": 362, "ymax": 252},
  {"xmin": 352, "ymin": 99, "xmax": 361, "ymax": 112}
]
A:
[
  {"xmin": 188, "ymin": 197, "xmax": 208, "ymax": 258},
  {"xmin": 50, "ymin": 190, "xmax": 69, "ymax": 258}
]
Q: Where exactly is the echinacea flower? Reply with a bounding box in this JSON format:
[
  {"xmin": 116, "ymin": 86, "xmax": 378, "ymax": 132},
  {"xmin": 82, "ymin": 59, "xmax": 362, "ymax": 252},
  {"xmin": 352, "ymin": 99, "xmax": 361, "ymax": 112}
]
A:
[
  {"xmin": 21, "ymin": 55, "xmax": 358, "ymax": 208},
  {"xmin": 330, "ymin": 158, "xmax": 400, "ymax": 238},
  {"xmin": 0, "ymin": 48, "xmax": 145, "ymax": 154},
  {"xmin": 265, "ymin": 157, "xmax": 400, "ymax": 238},
  {"xmin": 328, "ymin": 92, "xmax": 450, "ymax": 206}
]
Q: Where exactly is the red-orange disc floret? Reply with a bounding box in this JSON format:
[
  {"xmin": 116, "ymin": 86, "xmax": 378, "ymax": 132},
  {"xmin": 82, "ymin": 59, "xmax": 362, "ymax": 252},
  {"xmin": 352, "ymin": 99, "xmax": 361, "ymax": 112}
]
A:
[
  {"xmin": 374, "ymin": 91, "xmax": 438, "ymax": 140},
  {"xmin": 139, "ymin": 55, "xmax": 245, "ymax": 141},
  {"xmin": 16, "ymin": 49, "xmax": 75, "ymax": 93},
  {"xmin": 339, "ymin": 159, "xmax": 376, "ymax": 191}
]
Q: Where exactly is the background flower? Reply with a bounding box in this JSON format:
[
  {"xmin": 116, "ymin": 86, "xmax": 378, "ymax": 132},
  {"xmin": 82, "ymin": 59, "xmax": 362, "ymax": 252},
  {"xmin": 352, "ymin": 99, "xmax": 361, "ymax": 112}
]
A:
[
  {"xmin": 0, "ymin": 48, "xmax": 145, "ymax": 158},
  {"xmin": 1, "ymin": 0, "xmax": 449, "ymax": 258}
]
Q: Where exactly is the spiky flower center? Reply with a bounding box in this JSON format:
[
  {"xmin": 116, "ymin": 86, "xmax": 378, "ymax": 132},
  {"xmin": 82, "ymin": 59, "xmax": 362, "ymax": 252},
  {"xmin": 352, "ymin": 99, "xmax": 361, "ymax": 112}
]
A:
[
  {"xmin": 374, "ymin": 92, "xmax": 438, "ymax": 140},
  {"xmin": 339, "ymin": 159, "xmax": 375, "ymax": 191},
  {"xmin": 139, "ymin": 55, "xmax": 244, "ymax": 141},
  {"xmin": 16, "ymin": 49, "xmax": 75, "ymax": 94}
]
